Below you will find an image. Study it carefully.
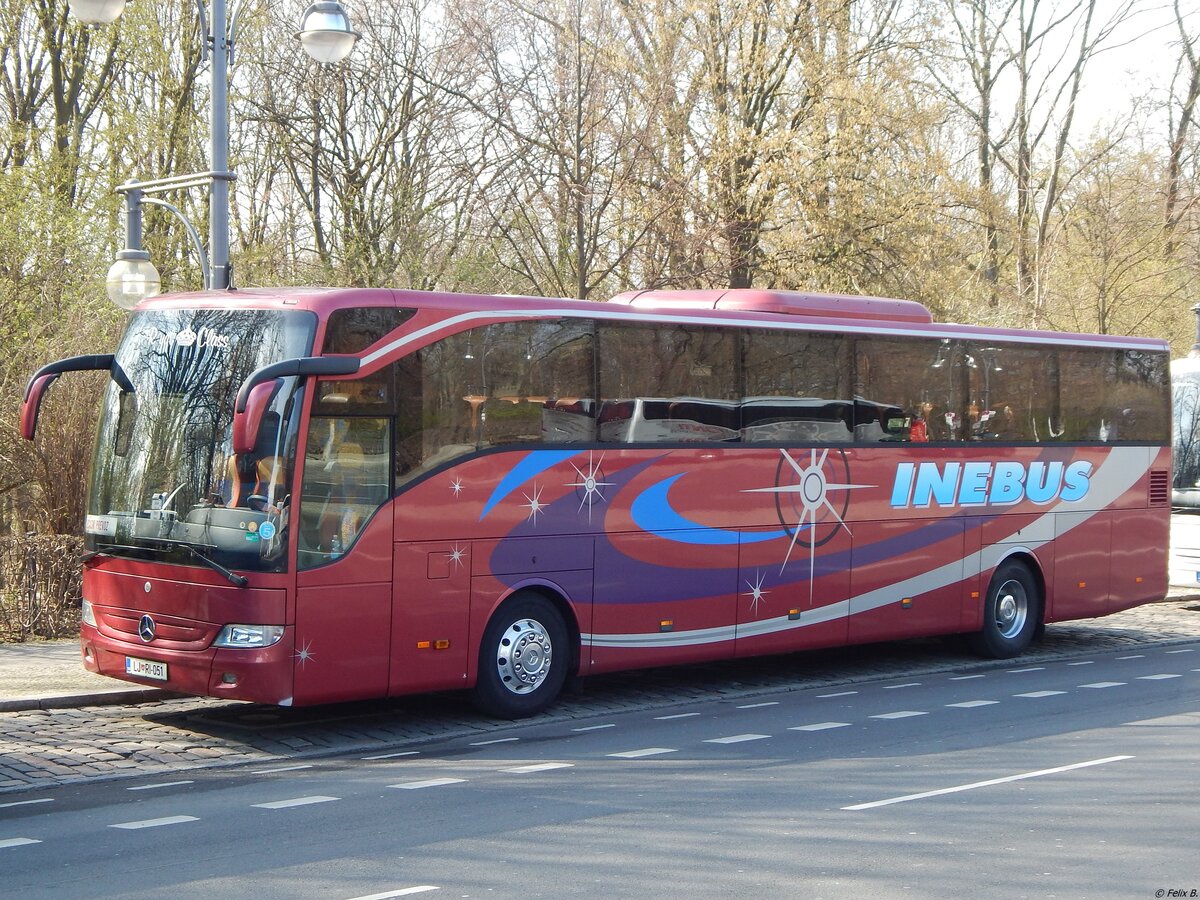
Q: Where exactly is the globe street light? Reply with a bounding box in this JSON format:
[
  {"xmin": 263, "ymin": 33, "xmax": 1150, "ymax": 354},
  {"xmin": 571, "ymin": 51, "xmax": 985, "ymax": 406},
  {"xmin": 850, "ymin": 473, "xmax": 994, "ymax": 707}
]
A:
[
  {"xmin": 65, "ymin": 0, "xmax": 126, "ymax": 25},
  {"xmin": 72, "ymin": 0, "xmax": 361, "ymax": 307},
  {"xmin": 296, "ymin": 2, "xmax": 361, "ymax": 64}
]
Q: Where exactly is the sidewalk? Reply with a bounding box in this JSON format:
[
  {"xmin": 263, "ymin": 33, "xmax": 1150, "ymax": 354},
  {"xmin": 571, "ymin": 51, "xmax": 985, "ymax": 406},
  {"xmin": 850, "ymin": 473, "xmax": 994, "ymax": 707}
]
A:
[
  {"xmin": 2, "ymin": 588, "xmax": 1199, "ymax": 713},
  {"xmin": 0, "ymin": 640, "xmax": 170, "ymax": 712}
]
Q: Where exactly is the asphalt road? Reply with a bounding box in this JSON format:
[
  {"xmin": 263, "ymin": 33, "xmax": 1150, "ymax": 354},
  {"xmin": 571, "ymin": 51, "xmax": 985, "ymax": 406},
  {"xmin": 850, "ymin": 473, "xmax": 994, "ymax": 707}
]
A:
[
  {"xmin": 5, "ymin": 598, "xmax": 1200, "ymax": 792},
  {"xmin": 3, "ymin": 641, "xmax": 1198, "ymax": 899}
]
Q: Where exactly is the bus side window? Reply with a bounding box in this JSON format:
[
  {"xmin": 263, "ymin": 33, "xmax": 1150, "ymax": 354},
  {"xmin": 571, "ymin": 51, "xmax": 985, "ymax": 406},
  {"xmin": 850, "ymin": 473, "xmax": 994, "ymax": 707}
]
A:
[
  {"xmin": 298, "ymin": 415, "xmax": 391, "ymax": 568},
  {"xmin": 854, "ymin": 337, "xmax": 967, "ymax": 443}
]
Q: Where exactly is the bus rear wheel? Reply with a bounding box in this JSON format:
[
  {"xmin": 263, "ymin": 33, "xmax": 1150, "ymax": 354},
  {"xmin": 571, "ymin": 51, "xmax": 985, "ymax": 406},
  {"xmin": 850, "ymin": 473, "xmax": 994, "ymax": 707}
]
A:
[
  {"xmin": 969, "ymin": 560, "xmax": 1041, "ymax": 659},
  {"xmin": 472, "ymin": 593, "xmax": 569, "ymax": 719}
]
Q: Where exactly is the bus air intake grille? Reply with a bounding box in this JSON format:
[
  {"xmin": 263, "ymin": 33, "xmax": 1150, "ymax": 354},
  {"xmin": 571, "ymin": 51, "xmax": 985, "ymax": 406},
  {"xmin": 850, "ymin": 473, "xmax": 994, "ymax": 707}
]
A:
[
  {"xmin": 99, "ymin": 609, "xmax": 218, "ymax": 651},
  {"xmin": 1149, "ymin": 470, "xmax": 1169, "ymax": 506}
]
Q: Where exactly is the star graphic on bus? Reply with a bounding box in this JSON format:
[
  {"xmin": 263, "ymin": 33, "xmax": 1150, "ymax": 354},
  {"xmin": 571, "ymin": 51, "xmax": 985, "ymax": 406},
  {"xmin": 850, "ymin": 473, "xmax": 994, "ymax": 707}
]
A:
[
  {"xmin": 744, "ymin": 448, "xmax": 873, "ymax": 579},
  {"xmin": 450, "ymin": 477, "xmax": 463, "ymax": 497},
  {"xmin": 523, "ymin": 483, "xmax": 546, "ymax": 524},
  {"xmin": 566, "ymin": 451, "xmax": 612, "ymax": 522},
  {"xmin": 744, "ymin": 570, "xmax": 770, "ymax": 615},
  {"xmin": 293, "ymin": 639, "xmax": 316, "ymax": 668},
  {"xmin": 448, "ymin": 544, "xmax": 467, "ymax": 568}
]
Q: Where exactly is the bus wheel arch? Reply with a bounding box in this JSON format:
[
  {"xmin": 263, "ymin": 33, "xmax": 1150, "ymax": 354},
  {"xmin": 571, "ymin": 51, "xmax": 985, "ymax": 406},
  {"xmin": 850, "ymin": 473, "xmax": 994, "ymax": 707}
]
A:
[
  {"xmin": 969, "ymin": 555, "xmax": 1044, "ymax": 659},
  {"xmin": 510, "ymin": 583, "xmax": 583, "ymax": 677},
  {"xmin": 471, "ymin": 587, "xmax": 576, "ymax": 719}
]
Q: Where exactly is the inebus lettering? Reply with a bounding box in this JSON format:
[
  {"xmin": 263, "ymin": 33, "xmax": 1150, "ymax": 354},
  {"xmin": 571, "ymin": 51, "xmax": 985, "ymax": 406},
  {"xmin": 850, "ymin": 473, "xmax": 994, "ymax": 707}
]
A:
[{"xmin": 890, "ymin": 460, "xmax": 1092, "ymax": 509}]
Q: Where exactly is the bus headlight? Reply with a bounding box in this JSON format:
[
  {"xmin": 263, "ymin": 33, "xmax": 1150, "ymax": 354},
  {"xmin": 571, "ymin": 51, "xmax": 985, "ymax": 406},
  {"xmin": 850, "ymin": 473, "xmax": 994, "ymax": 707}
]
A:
[
  {"xmin": 81, "ymin": 598, "xmax": 97, "ymax": 627},
  {"xmin": 212, "ymin": 624, "xmax": 284, "ymax": 649}
]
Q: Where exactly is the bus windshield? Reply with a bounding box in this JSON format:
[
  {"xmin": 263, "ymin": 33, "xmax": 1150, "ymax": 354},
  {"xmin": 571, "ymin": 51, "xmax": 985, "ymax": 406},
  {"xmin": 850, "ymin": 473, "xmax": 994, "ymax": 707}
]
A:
[{"xmin": 85, "ymin": 307, "xmax": 317, "ymax": 574}]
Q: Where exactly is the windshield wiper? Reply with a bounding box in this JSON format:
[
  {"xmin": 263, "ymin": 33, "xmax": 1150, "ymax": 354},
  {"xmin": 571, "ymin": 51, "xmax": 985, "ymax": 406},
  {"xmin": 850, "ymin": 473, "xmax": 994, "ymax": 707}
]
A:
[{"xmin": 98, "ymin": 539, "xmax": 248, "ymax": 588}]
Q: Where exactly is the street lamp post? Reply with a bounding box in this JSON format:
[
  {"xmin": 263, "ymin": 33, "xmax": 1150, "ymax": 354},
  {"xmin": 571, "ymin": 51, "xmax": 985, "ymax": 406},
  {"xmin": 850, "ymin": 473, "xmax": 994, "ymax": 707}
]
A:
[{"xmin": 68, "ymin": 0, "xmax": 361, "ymax": 308}]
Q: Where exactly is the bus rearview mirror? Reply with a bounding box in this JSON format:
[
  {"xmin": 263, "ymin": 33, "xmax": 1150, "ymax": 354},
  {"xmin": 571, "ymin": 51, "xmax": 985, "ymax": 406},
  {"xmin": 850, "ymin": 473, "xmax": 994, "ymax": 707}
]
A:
[
  {"xmin": 20, "ymin": 373, "xmax": 59, "ymax": 441},
  {"xmin": 233, "ymin": 380, "xmax": 279, "ymax": 455}
]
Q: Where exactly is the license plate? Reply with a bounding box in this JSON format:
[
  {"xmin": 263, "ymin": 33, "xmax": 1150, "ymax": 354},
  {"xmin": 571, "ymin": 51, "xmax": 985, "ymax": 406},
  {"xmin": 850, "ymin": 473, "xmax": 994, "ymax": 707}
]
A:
[{"xmin": 125, "ymin": 656, "xmax": 168, "ymax": 681}]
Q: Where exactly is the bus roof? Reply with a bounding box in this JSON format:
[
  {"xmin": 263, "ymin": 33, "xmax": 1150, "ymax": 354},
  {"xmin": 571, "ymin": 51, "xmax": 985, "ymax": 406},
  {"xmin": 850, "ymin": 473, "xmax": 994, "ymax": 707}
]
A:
[
  {"xmin": 608, "ymin": 288, "xmax": 934, "ymax": 324},
  {"xmin": 137, "ymin": 286, "xmax": 1169, "ymax": 353}
]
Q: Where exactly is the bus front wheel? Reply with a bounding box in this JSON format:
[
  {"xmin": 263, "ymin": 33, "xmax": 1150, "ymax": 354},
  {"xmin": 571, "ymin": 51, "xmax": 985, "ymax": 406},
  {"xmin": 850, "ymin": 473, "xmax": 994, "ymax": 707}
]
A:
[
  {"xmin": 969, "ymin": 560, "xmax": 1041, "ymax": 659},
  {"xmin": 472, "ymin": 593, "xmax": 569, "ymax": 719}
]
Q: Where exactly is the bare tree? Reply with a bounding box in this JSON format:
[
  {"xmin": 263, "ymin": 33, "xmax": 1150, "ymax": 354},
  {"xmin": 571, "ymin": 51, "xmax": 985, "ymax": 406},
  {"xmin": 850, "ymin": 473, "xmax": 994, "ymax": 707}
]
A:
[
  {"xmin": 926, "ymin": 0, "xmax": 1019, "ymax": 308},
  {"xmin": 237, "ymin": 0, "xmax": 485, "ymax": 289},
  {"xmin": 452, "ymin": 0, "xmax": 658, "ymax": 299},
  {"xmin": 1165, "ymin": 0, "xmax": 1199, "ymax": 255},
  {"xmin": 1046, "ymin": 142, "xmax": 1189, "ymax": 337}
]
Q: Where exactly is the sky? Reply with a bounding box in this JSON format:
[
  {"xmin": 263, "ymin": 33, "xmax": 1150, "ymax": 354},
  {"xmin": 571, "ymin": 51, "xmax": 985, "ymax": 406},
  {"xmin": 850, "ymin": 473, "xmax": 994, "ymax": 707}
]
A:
[{"xmin": 1073, "ymin": 0, "xmax": 1191, "ymax": 137}]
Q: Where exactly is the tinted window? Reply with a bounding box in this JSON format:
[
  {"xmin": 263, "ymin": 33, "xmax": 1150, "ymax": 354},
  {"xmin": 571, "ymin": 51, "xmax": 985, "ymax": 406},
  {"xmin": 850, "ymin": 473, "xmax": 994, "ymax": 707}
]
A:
[
  {"xmin": 1053, "ymin": 347, "xmax": 1169, "ymax": 442},
  {"xmin": 322, "ymin": 307, "xmax": 415, "ymax": 353},
  {"xmin": 854, "ymin": 337, "xmax": 1168, "ymax": 444},
  {"xmin": 964, "ymin": 343, "xmax": 1057, "ymax": 442},
  {"xmin": 597, "ymin": 323, "xmax": 738, "ymax": 442},
  {"xmin": 854, "ymin": 337, "xmax": 968, "ymax": 442},
  {"xmin": 742, "ymin": 330, "xmax": 852, "ymax": 442},
  {"xmin": 393, "ymin": 320, "xmax": 594, "ymax": 481}
]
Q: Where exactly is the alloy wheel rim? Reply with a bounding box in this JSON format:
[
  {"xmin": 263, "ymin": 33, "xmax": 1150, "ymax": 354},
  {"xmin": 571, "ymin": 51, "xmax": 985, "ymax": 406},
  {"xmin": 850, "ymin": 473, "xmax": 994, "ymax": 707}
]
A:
[{"xmin": 495, "ymin": 617, "xmax": 553, "ymax": 695}]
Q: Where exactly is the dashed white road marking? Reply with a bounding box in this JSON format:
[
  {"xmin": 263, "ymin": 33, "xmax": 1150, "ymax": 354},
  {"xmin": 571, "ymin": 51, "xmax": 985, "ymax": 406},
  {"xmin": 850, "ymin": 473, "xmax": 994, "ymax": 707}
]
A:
[
  {"xmin": 737, "ymin": 702, "xmax": 779, "ymax": 709},
  {"xmin": 871, "ymin": 711, "xmax": 927, "ymax": 720},
  {"xmin": 946, "ymin": 700, "xmax": 999, "ymax": 708},
  {"xmin": 608, "ymin": 748, "xmax": 677, "ymax": 759},
  {"xmin": 1015, "ymin": 691, "xmax": 1068, "ymax": 698},
  {"xmin": 1116, "ymin": 655, "xmax": 1145, "ymax": 660},
  {"xmin": 573, "ymin": 723, "xmax": 617, "ymax": 731},
  {"xmin": 789, "ymin": 722, "xmax": 851, "ymax": 732},
  {"xmin": 1080, "ymin": 682, "xmax": 1125, "ymax": 689},
  {"xmin": 128, "ymin": 781, "xmax": 193, "ymax": 791},
  {"xmin": 1067, "ymin": 661, "xmax": 1095, "ymax": 666},
  {"xmin": 0, "ymin": 838, "xmax": 41, "ymax": 849},
  {"xmin": 1138, "ymin": 674, "xmax": 1182, "ymax": 680},
  {"xmin": 654, "ymin": 713, "xmax": 699, "ymax": 721},
  {"xmin": 499, "ymin": 763, "xmax": 575, "ymax": 774},
  {"xmin": 470, "ymin": 738, "xmax": 519, "ymax": 746},
  {"xmin": 949, "ymin": 674, "xmax": 986, "ymax": 681},
  {"xmin": 346, "ymin": 887, "xmax": 440, "ymax": 899},
  {"xmin": 253, "ymin": 764, "xmax": 312, "ymax": 775},
  {"xmin": 843, "ymin": 755, "xmax": 1135, "ymax": 810},
  {"xmin": 111, "ymin": 815, "xmax": 199, "ymax": 829},
  {"xmin": 705, "ymin": 734, "xmax": 771, "ymax": 744},
  {"xmin": 390, "ymin": 778, "xmax": 467, "ymax": 790},
  {"xmin": 1165, "ymin": 648, "xmax": 1194, "ymax": 654},
  {"xmin": 252, "ymin": 796, "xmax": 339, "ymax": 810},
  {"xmin": 1007, "ymin": 667, "xmax": 1045, "ymax": 673},
  {"xmin": 884, "ymin": 683, "xmax": 921, "ymax": 690},
  {"xmin": 362, "ymin": 751, "xmax": 419, "ymax": 761},
  {"xmin": 818, "ymin": 691, "xmax": 858, "ymax": 698},
  {"xmin": 0, "ymin": 798, "xmax": 53, "ymax": 810}
]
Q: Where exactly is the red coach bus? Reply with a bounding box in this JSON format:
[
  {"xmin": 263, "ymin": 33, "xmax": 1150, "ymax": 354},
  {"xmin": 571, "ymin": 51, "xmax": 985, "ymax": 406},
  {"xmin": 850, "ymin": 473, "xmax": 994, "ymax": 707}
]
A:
[{"xmin": 22, "ymin": 287, "xmax": 1171, "ymax": 717}]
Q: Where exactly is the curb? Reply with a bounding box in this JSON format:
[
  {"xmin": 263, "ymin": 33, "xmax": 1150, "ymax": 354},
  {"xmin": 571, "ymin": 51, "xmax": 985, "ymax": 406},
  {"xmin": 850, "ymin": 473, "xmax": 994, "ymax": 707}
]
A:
[{"xmin": 0, "ymin": 688, "xmax": 176, "ymax": 713}]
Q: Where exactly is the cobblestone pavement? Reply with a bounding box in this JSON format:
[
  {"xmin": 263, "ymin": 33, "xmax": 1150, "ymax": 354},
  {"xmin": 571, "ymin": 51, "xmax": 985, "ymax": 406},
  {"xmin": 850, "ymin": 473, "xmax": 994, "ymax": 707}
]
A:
[{"xmin": 3, "ymin": 598, "xmax": 1199, "ymax": 794}]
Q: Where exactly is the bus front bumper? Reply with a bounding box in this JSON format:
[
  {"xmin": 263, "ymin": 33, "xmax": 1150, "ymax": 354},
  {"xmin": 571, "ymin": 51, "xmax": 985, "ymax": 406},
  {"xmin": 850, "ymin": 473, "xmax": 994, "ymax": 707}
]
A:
[{"xmin": 81, "ymin": 623, "xmax": 296, "ymax": 706}]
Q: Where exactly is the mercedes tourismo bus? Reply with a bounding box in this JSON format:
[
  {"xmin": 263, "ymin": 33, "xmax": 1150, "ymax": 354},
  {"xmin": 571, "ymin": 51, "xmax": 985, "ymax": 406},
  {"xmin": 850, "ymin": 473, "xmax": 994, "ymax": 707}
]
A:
[{"xmin": 21, "ymin": 287, "xmax": 1171, "ymax": 717}]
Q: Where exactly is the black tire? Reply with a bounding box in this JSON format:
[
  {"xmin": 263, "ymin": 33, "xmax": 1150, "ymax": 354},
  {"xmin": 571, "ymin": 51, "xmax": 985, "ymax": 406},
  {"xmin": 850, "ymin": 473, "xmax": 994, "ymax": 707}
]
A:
[
  {"xmin": 472, "ymin": 593, "xmax": 570, "ymax": 719},
  {"xmin": 968, "ymin": 560, "xmax": 1042, "ymax": 659}
]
